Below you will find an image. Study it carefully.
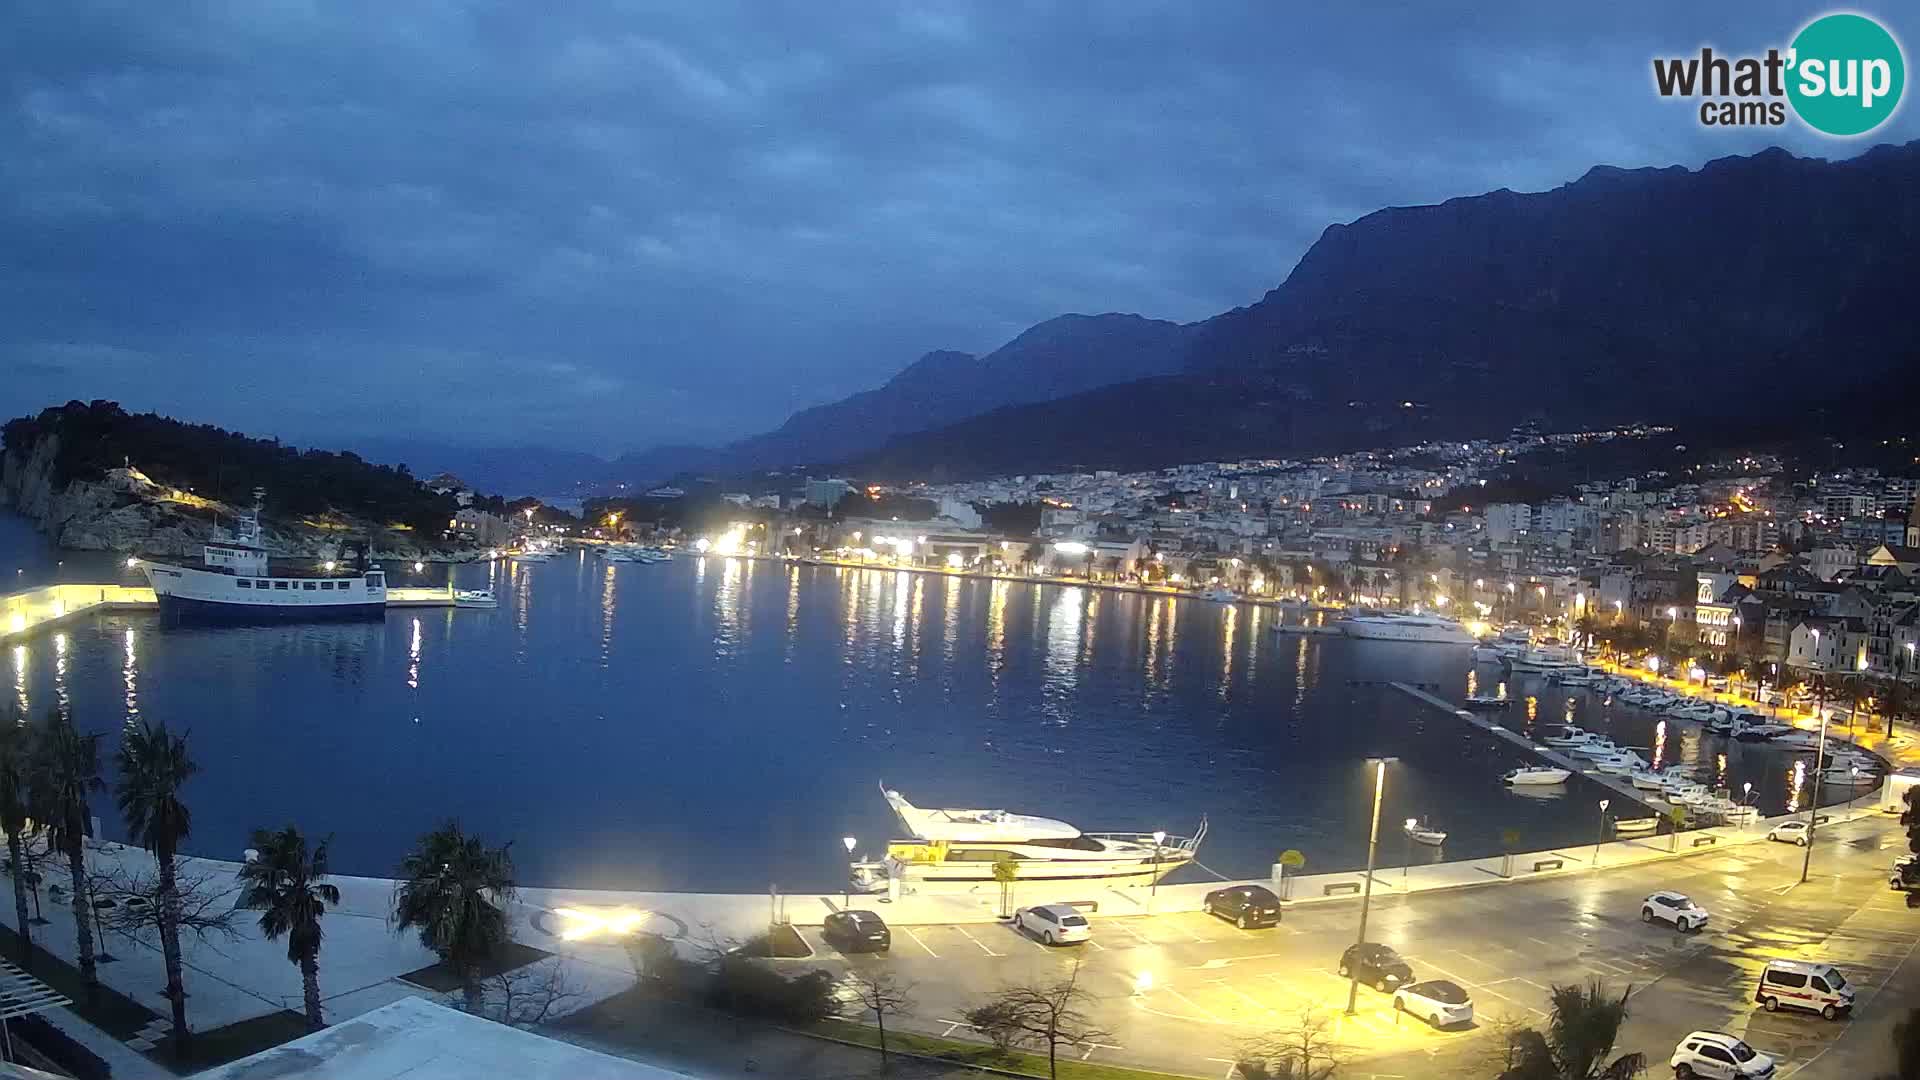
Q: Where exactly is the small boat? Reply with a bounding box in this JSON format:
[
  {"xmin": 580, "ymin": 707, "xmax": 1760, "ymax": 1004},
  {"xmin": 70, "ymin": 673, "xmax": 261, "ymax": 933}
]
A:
[
  {"xmin": 1470, "ymin": 644, "xmax": 1506, "ymax": 664},
  {"xmin": 1570, "ymin": 738, "xmax": 1623, "ymax": 758},
  {"xmin": 1613, "ymin": 816, "xmax": 1660, "ymax": 835},
  {"xmin": 1770, "ymin": 731, "xmax": 1821, "ymax": 751},
  {"xmin": 1733, "ymin": 720, "xmax": 1794, "ymax": 742},
  {"xmin": 1464, "ymin": 694, "xmax": 1510, "ymax": 710},
  {"xmin": 1593, "ymin": 752, "xmax": 1646, "ymax": 776},
  {"xmin": 1819, "ymin": 768, "xmax": 1877, "ymax": 786},
  {"xmin": 1404, "ymin": 819, "xmax": 1447, "ymax": 846},
  {"xmin": 509, "ymin": 549, "xmax": 555, "ymax": 563},
  {"xmin": 453, "ymin": 589, "xmax": 498, "ymax": 609},
  {"xmin": 1200, "ymin": 587, "xmax": 1240, "ymax": 603},
  {"xmin": 1628, "ymin": 769, "xmax": 1668, "ymax": 790},
  {"xmin": 1541, "ymin": 726, "xmax": 1596, "ymax": 748},
  {"xmin": 1504, "ymin": 766, "xmax": 1572, "ymax": 786}
]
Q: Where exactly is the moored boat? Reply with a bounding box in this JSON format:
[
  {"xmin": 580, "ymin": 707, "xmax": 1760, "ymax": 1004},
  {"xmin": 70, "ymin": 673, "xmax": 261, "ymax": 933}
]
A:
[
  {"xmin": 1339, "ymin": 613, "xmax": 1477, "ymax": 645},
  {"xmin": 138, "ymin": 490, "xmax": 386, "ymax": 622},
  {"xmin": 851, "ymin": 785, "xmax": 1207, "ymax": 893},
  {"xmin": 1504, "ymin": 765, "xmax": 1572, "ymax": 786},
  {"xmin": 453, "ymin": 589, "xmax": 498, "ymax": 609},
  {"xmin": 1404, "ymin": 818, "xmax": 1447, "ymax": 846}
]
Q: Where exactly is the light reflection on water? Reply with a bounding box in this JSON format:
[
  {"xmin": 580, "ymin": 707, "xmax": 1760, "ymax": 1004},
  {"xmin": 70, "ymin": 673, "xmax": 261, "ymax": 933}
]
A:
[{"xmin": 0, "ymin": 548, "xmax": 1846, "ymax": 892}]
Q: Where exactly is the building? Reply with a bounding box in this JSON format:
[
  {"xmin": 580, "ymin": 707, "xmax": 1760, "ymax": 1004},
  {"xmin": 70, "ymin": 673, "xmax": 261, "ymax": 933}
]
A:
[
  {"xmin": 448, "ymin": 507, "xmax": 509, "ymax": 545},
  {"xmin": 804, "ymin": 477, "xmax": 853, "ymax": 508}
]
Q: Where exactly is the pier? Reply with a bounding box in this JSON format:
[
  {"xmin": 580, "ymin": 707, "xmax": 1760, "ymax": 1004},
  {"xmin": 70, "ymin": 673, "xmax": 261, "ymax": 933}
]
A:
[
  {"xmin": 1390, "ymin": 680, "xmax": 1671, "ymax": 816},
  {"xmin": 1, "ymin": 582, "xmax": 458, "ymax": 642}
]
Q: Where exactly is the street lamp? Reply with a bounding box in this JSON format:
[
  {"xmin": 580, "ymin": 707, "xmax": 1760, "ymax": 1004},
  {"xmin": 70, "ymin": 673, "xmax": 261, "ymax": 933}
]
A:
[
  {"xmin": 1346, "ymin": 756, "xmax": 1397, "ymax": 1016},
  {"xmin": 1592, "ymin": 799, "xmax": 1610, "ymax": 866},
  {"xmin": 841, "ymin": 836, "xmax": 857, "ymax": 908},
  {"xmin": 1404, "ymin": 818, "xmax": 1417, "ymax": 885},
  {"xmin": 1150, "ymin": 830, "xmax": 1166, "ymax": 909},
  {"xmin": 1801, "ymin": 683, "xmax": 1831, "ymax": 885}
]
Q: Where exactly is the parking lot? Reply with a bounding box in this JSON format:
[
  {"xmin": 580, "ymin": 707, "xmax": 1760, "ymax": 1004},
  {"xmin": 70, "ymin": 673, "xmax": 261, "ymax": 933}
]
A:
[{"xmin": 787, "ymin": 813, "xmax": 1916, "ymax": 1077}]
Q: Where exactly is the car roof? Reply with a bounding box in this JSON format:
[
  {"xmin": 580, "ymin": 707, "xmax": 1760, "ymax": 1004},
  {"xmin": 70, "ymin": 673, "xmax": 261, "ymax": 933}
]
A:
[
  {"xmin": 1405, "ymin": 980, "xmax": 1467, "ymax": 1002},
  {"xmin": 1764, "ymin": 959, "xmax": 1836, "ymax": 973},
  {"xmin": 843, "ymin": 911, "xmax": 883, "ymax": 924},
  {"xmin": 1683, "ymin": 1031, "xmax": 1747, "ymax": 1046},
  {"xmin": 1036, "ymin": 903, "xmax": 1079, "ymax": 915}
]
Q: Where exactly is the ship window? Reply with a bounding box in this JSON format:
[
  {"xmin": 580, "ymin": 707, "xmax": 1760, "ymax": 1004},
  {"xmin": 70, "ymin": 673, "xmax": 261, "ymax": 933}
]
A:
[
  {"xmin": 1024, "ymin": 836, "xmax": 1106, "ymax": 851},
  {"xmin": 255, "ymin": 579, "xmax": 269, "ymax": 587},
  {"xmin": 948, "ymin": 849, "xmax": 1021, "ymax": 861},
  {"xmin": 274, "ymin": 581, "xmax": 290, "ymax": 590},
  {"xmin": 320, "ymin": 581, "xmax": 334, "ymax": 590},
  {"xmin": 302, "ymin": 582, "xmax": 317, "ymax": 591},
  {"xmin": 236, "ymin": 579, "xmax": 251, "ymax": 589}
]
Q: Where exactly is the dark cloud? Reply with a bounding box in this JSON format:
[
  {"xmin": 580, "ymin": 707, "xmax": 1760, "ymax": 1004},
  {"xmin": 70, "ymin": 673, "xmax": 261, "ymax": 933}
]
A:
[{"xmin": 2, "ymin": 1, "xmax": 1914, "ymax": 455}]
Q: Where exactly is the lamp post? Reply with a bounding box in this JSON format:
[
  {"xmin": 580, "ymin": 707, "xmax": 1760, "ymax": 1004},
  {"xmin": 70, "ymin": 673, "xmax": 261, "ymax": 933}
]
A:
[
  {"xmin": 1592, "ymin": 798, "xmax": 1610, "ymax": 866},
  {"xmin": 1150, "ymin": 829, "xmax": 1166, "ymax": 910},
  {"xmin": 1801, "ymin": 684, "xmax": 1830, "ymax": 885},
  {"xmin": 1403, "ymin": 818, "xmax": 1418, "ymax": 886},
  {"xmin": 1848, "ymin": 766, "xmax": 1861, "ymax": 813},
  {"xmin": 841, "ymin": 836, "xmax": 856, "ymax": 908},
  {"xmin": 1346, "ymin": 756, "xmax": 1396, "ymax": 1016}
]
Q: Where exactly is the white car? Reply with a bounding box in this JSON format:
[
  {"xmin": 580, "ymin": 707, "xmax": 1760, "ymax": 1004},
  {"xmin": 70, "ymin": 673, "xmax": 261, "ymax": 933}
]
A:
[
  {"xmin": 1013, "ymin": 904, "xmax": 1091, "ymax": 945},
  {"xmin": 1391, "ymin": 979, "xmax": 1473, "ymax": 1028},
  {"xmin": 1670, "ymin": 1030, "xmax": 1775, "ymax": 1079},
  {"xmin": 1640, "ymin": 890, "xmax": 1710, "ymax": 932},
  {"xmin": 1767, "ymin": 821, "xmax": 1810, "ymax": 847}
]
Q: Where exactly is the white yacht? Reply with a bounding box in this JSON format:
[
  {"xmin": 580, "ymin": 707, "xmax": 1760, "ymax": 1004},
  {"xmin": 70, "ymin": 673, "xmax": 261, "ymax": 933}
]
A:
[
  {"xmin": 1404, "ymin": 819, "xmax": 1447, "ymax": 846},
  {"xmin": 1506, "ymin": 643, "xmax": 1582, "ymax": 673},
  {"xmin": 1504, "ymin": 765, "xmax": 1572, "ymax": 786},
  {"xmin": 1199, "ymin": 587, "xmax": 1240, "ymax": 603},
  {"xmin": 453, "ymin": 589, "xmax": 498, "ymax": 609},
  {"xmin": 850, "ymin": 786, "xmax": 1207, "ymax": 892},
  {"xmin": 139, "ymin": 490, "xmax": 386, "ymax": 621},
  {"xmin": 1339, "ymin": 613, "xmax": 1477, "ymax": 645}
]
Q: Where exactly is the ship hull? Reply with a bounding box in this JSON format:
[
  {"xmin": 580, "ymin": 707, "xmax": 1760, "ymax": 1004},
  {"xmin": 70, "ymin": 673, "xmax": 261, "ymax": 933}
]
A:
[{"xmin": 155, "ymin": 593, "xmax": 385, "ymax": 622}]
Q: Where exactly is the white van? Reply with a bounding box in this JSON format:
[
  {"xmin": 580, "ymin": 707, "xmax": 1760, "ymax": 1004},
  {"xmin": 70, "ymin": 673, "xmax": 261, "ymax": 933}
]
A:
[{"xmin": 1755, "ymin": 959, "xmax": 1855, "ymax": 1019}]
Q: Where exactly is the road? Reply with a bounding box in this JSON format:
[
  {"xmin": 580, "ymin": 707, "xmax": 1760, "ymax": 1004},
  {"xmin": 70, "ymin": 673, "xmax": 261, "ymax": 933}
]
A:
[{"xmin": 792, "ymin": 811, "xmax": 1917, "ymax": 1077}]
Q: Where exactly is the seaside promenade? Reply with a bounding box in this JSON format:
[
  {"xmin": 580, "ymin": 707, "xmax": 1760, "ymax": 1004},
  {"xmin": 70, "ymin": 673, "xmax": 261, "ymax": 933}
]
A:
[{"xmin": 0, "ymin": 582, "xmax": 461, "ymax": 643}]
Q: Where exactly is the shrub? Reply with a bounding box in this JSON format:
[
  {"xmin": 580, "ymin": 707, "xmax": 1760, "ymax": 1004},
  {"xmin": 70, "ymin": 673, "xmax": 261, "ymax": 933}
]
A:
[{"xmin": 705, "ymin": 956, "xmax": 838, "ymax": 1024}]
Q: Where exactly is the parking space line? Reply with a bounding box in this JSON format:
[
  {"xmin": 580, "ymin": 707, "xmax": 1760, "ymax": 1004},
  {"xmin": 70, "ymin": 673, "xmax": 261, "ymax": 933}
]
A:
[
  {"xmin": 1079, "ymin": 1041, "xmax": 1122, "ymax": 1061},
  {"xmin": 1113, "ymin": 921, "xmax": 1157, "ymax": 948},
  {"xmin": 954, "ymin": 926, "xmax": 1004, "ymax": 957},
  {"xmin": 904, "ymin": 928, "xmax": 940, "ymax": 958},
  {"xmin": 1208, "ymin": 979, "xmax": 1278, "ymax": 1019},
  {"xmin": 1086, "ymin": 939, "xmax": 1107, "ymax": 951},
  {"xmin": 1164, "ymin": 987, "xmax": 1227, "ymax": 1024}
]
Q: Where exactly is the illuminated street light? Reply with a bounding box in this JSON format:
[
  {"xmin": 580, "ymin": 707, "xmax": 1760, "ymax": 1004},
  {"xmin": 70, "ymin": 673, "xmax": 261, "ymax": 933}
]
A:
[
  {"xmin": 1346, "ymin": 756, "xmax": 1397, "ymax": 1016},
  {"xmin": 842, "ymin": 835, "xmax": 857, "ymax": 907},
  {"xmin": 322, "ymin": 561, "xmax": 337, "ymax": 572},
  {"xmin": 1801, "ymin": 685, "xmax": 1832, "ymax": 885},
  {"xmin": 1593, "ymin": 798, "xmax": 1610, "ymax": 866},
  {"xmin": 1132, "ymin": 971, "xmax": 1155, "ymax": 996}
]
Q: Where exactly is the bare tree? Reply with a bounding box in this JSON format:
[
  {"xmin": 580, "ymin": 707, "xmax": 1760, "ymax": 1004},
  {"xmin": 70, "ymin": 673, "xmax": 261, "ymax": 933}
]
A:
[
  {"xmin": 1234, "ymin": 1007, "xmax": 1348, "ymax": 1079},
  {"xmin": 465, "ymin": 958, "xmax": 581, "ymax": 1028},
  {"xmin": 964, "ymin": 964, "xmax": 1111, "ymax": 1079},
  {"xmin": 88, "ymin": 858, "xmax": 240, "ymax": 946},
  {"xmin": 846, "ymin": 971, "xmax": 914, "ymax": 1066}
]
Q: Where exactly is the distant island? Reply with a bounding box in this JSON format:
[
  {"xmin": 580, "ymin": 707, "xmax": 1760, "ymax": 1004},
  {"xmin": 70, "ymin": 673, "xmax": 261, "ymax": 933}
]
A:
[{"xmin": 0, "ymin": 400, "xmax": 529, "ymax": 558}]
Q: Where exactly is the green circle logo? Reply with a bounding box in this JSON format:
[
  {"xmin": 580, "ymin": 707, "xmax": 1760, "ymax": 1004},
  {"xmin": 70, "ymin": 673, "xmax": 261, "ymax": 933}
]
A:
[{"xmin": 1787, "ymin": 13, "xmax": 1905, "ymax": 136}]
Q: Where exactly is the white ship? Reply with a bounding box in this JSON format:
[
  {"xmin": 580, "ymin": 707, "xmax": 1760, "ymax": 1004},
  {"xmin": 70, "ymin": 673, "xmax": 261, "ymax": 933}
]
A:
[
  {"xmin": 139, "ymin": 491, "xmax": 386, "ymax": 621},
  {"xmin": 849, "ymin": 785, "xmax": 1206, "ymax": 893},
  {"xmin": 1338, "ymin": 612, "xmax": 1477, "ymax": 645}
]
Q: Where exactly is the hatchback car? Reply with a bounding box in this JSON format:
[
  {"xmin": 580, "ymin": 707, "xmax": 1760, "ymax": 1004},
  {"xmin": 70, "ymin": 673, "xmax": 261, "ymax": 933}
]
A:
[
  {"xmin": 821, "ymin": 910, "xmax": 891, "ymax": 953},
  {"xmin": 1013, "ymin": 904, "xmax": 1091, "ymax": 945},
  {"xmin": 1203, "ymin": 885, "xmax": 1282, "ymax": 929},
  {"xmin": 1338, "ymin": 942, "xmax": 1413, "ymax": 992},
  {"xmin": 1391, "ymin": 979, "xmax": 1473, "ymax": 1028},
  {"xmin": 1891, "ymin": 855, "xmax": 1918, "ymax": 891},
  {"xmin": 1670, "ymin": 1030, "xmax": 1775, "ymax": 1079},
  {"xmin": 1641, "ymin": 890, "xmax": 1710, "ymax": 932},
  {"xmin": 1767, "ymin": 821, "xmax": 1810, "ymax": 846}
]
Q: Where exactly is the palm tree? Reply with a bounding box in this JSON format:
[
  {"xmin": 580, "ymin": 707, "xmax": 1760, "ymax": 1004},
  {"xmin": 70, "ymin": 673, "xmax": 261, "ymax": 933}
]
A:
[
  {"xmin": 238, "ymin": 826, "xmax": 340, "ymax": 1030},
  {"xmin": 115, "ymin": 719, "xmax": 198, "ymax": 1053},
  {"xmin": 30, "ymin": 710, "xmax": 104, "ymax": 994},
  {"xmin": 1502, "ymin": 979, "xmax": 1647, "ymax": 1080},
  {"xmin": 0, "ymin": 710, "xmax": 36, "ymax": 966},
  {"xmin": 392, "ymin": 822, "xmax": 516, "ymax": 1011}
]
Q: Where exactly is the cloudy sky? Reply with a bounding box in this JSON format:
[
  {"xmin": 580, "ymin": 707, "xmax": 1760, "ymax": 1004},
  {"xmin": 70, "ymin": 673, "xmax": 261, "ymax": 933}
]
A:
[{"xmin": 3, "ymin": 2, "xmax": 1914, "ymax": 457}]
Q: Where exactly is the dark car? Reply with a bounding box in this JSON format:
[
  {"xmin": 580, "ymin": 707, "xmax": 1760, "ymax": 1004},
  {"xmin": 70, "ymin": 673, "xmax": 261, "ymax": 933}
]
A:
[
  {"xmin": 821, "ymin": 910, "xmax": 891, "ymax": 953},
  {"xmin": 1339, "ymin": 942, "xmax": 1413, "ymax": 992},
  {"xmin": 1204, "ymin": 885, "xmax": 1282, "ymax": 929}
]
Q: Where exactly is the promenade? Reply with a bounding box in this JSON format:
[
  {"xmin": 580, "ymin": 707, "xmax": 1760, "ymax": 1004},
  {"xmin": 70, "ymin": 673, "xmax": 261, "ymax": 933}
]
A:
[{"xmin": 0, "ymin": 582, "xmax": 460, "ymax": 643}]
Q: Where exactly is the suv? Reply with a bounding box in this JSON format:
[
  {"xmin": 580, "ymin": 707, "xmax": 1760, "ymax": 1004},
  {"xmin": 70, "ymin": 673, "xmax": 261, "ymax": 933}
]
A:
[
  {"xmin": 1338, "ymin": 942, "xmax": 1412, "ymax": 992},
  {"xmin": 1755, "ymin": 959, "xmax": 1855, "ymax": 1020},
  {"xmin": 821, "ymin": 910, "xmax": 890, "ymax": 953},
  {"xmin": 1640, "ymin": 890, "xmax": 1710, "ymax": 932},
  {"xmin": 1892, "ymin": 855, "xmax": 1918, "ymax": 891},
  {"xmin": 1013, "ymin": 904, "xmax": 1091, "ymax": 945},
  {"xmin": 1670, "ymin": 1031, "xmax": 1775, "ymax": 1079},
  {"xmin": 1204, "ymin": 885, "xmax": 1282, "ymax": 929}
]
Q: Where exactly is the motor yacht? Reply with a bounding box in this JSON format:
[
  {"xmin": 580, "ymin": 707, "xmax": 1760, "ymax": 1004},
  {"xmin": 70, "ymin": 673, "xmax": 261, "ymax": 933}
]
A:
[
  {"xmin": 1339, "ymin": 612, "xmax": 1476, "ymax": 644},
  {"xmin": 1613, "ymin": 816, "xmax": 1660, "ymax": 835},
  {"xmin": 1593, "ymin": 751, "xmax": 1646, "ymax": 775},
  {"xmin": 1504, "ymin": 765, "xmax": 1572, "ymax": 786},
  {"xmin": 1732, "ymin": 719, "xmax": 1794, "ymax": 742},
  {"xmin": 1628, "ymin": 768, "xmax": 1668, "ymax": 790},
  {"xmin": 452, "ymin": 589, "xmax": 498, "ymax": 609},
  {"xmin": 850, "ymin": 785, "xmax": 1207, "ymax": 893},
  {"xmin": 1570, "ymin": 737, "xmax": 1624, "ymax": 758},
  {"xmin": 1541, "ymin": 726, "xmax": 1597, "ymax": 749},
  {"xmin": 1404, "ymin": 819, "xmax": 1447, "ymax": 846}
]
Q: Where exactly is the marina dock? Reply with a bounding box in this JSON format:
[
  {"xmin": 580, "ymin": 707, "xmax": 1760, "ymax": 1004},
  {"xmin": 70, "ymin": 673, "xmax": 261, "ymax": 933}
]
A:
[
  {"xmin": 1390, "ymin": 680, "xmax": 1671, "ymax": 816},
  {"xmin": 2, "ymin": 581, "xmax": 458, "ymax": 642}
]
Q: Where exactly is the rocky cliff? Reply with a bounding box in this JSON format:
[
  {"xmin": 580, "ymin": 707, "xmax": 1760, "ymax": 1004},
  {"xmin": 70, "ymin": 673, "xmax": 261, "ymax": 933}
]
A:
[{"xmin": 1, "ymin": 433, "xmax": 477, "ymax": 560}]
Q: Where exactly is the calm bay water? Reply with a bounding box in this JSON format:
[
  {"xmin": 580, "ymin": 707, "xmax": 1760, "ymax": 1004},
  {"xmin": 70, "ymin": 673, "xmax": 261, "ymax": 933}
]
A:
[{"xmin": 0, "ymin": 512, "xmax": 1829, "ymax": 892}]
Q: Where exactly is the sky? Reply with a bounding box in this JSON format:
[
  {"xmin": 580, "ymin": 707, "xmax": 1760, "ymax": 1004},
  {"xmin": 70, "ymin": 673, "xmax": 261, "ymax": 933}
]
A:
[{"xmin": 3, "ymin": 2, "xmax": 1915, "ymax": 458}]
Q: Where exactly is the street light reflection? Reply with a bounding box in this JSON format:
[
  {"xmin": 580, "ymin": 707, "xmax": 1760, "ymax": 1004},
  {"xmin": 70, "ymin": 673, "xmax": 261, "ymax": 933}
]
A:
[{"xmin": 552, "ymin": 906, "xmax": 650, "ymax": 941}]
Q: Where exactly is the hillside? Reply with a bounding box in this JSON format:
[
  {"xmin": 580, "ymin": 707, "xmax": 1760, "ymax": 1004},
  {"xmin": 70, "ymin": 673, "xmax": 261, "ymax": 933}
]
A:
[
  {"xmin": 1, "ymin": 401, "xmax": 468, "ymax": 555},
  {"xmin": 849, "ymin": 142, "xmax": 1920, "ymax": 478}
]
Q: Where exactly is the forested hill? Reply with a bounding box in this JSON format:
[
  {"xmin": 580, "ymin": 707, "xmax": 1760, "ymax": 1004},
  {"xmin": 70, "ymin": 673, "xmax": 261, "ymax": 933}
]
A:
[{"xmin": 2, "ymin": 400, "xmax": 457, "ymax": 536}]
